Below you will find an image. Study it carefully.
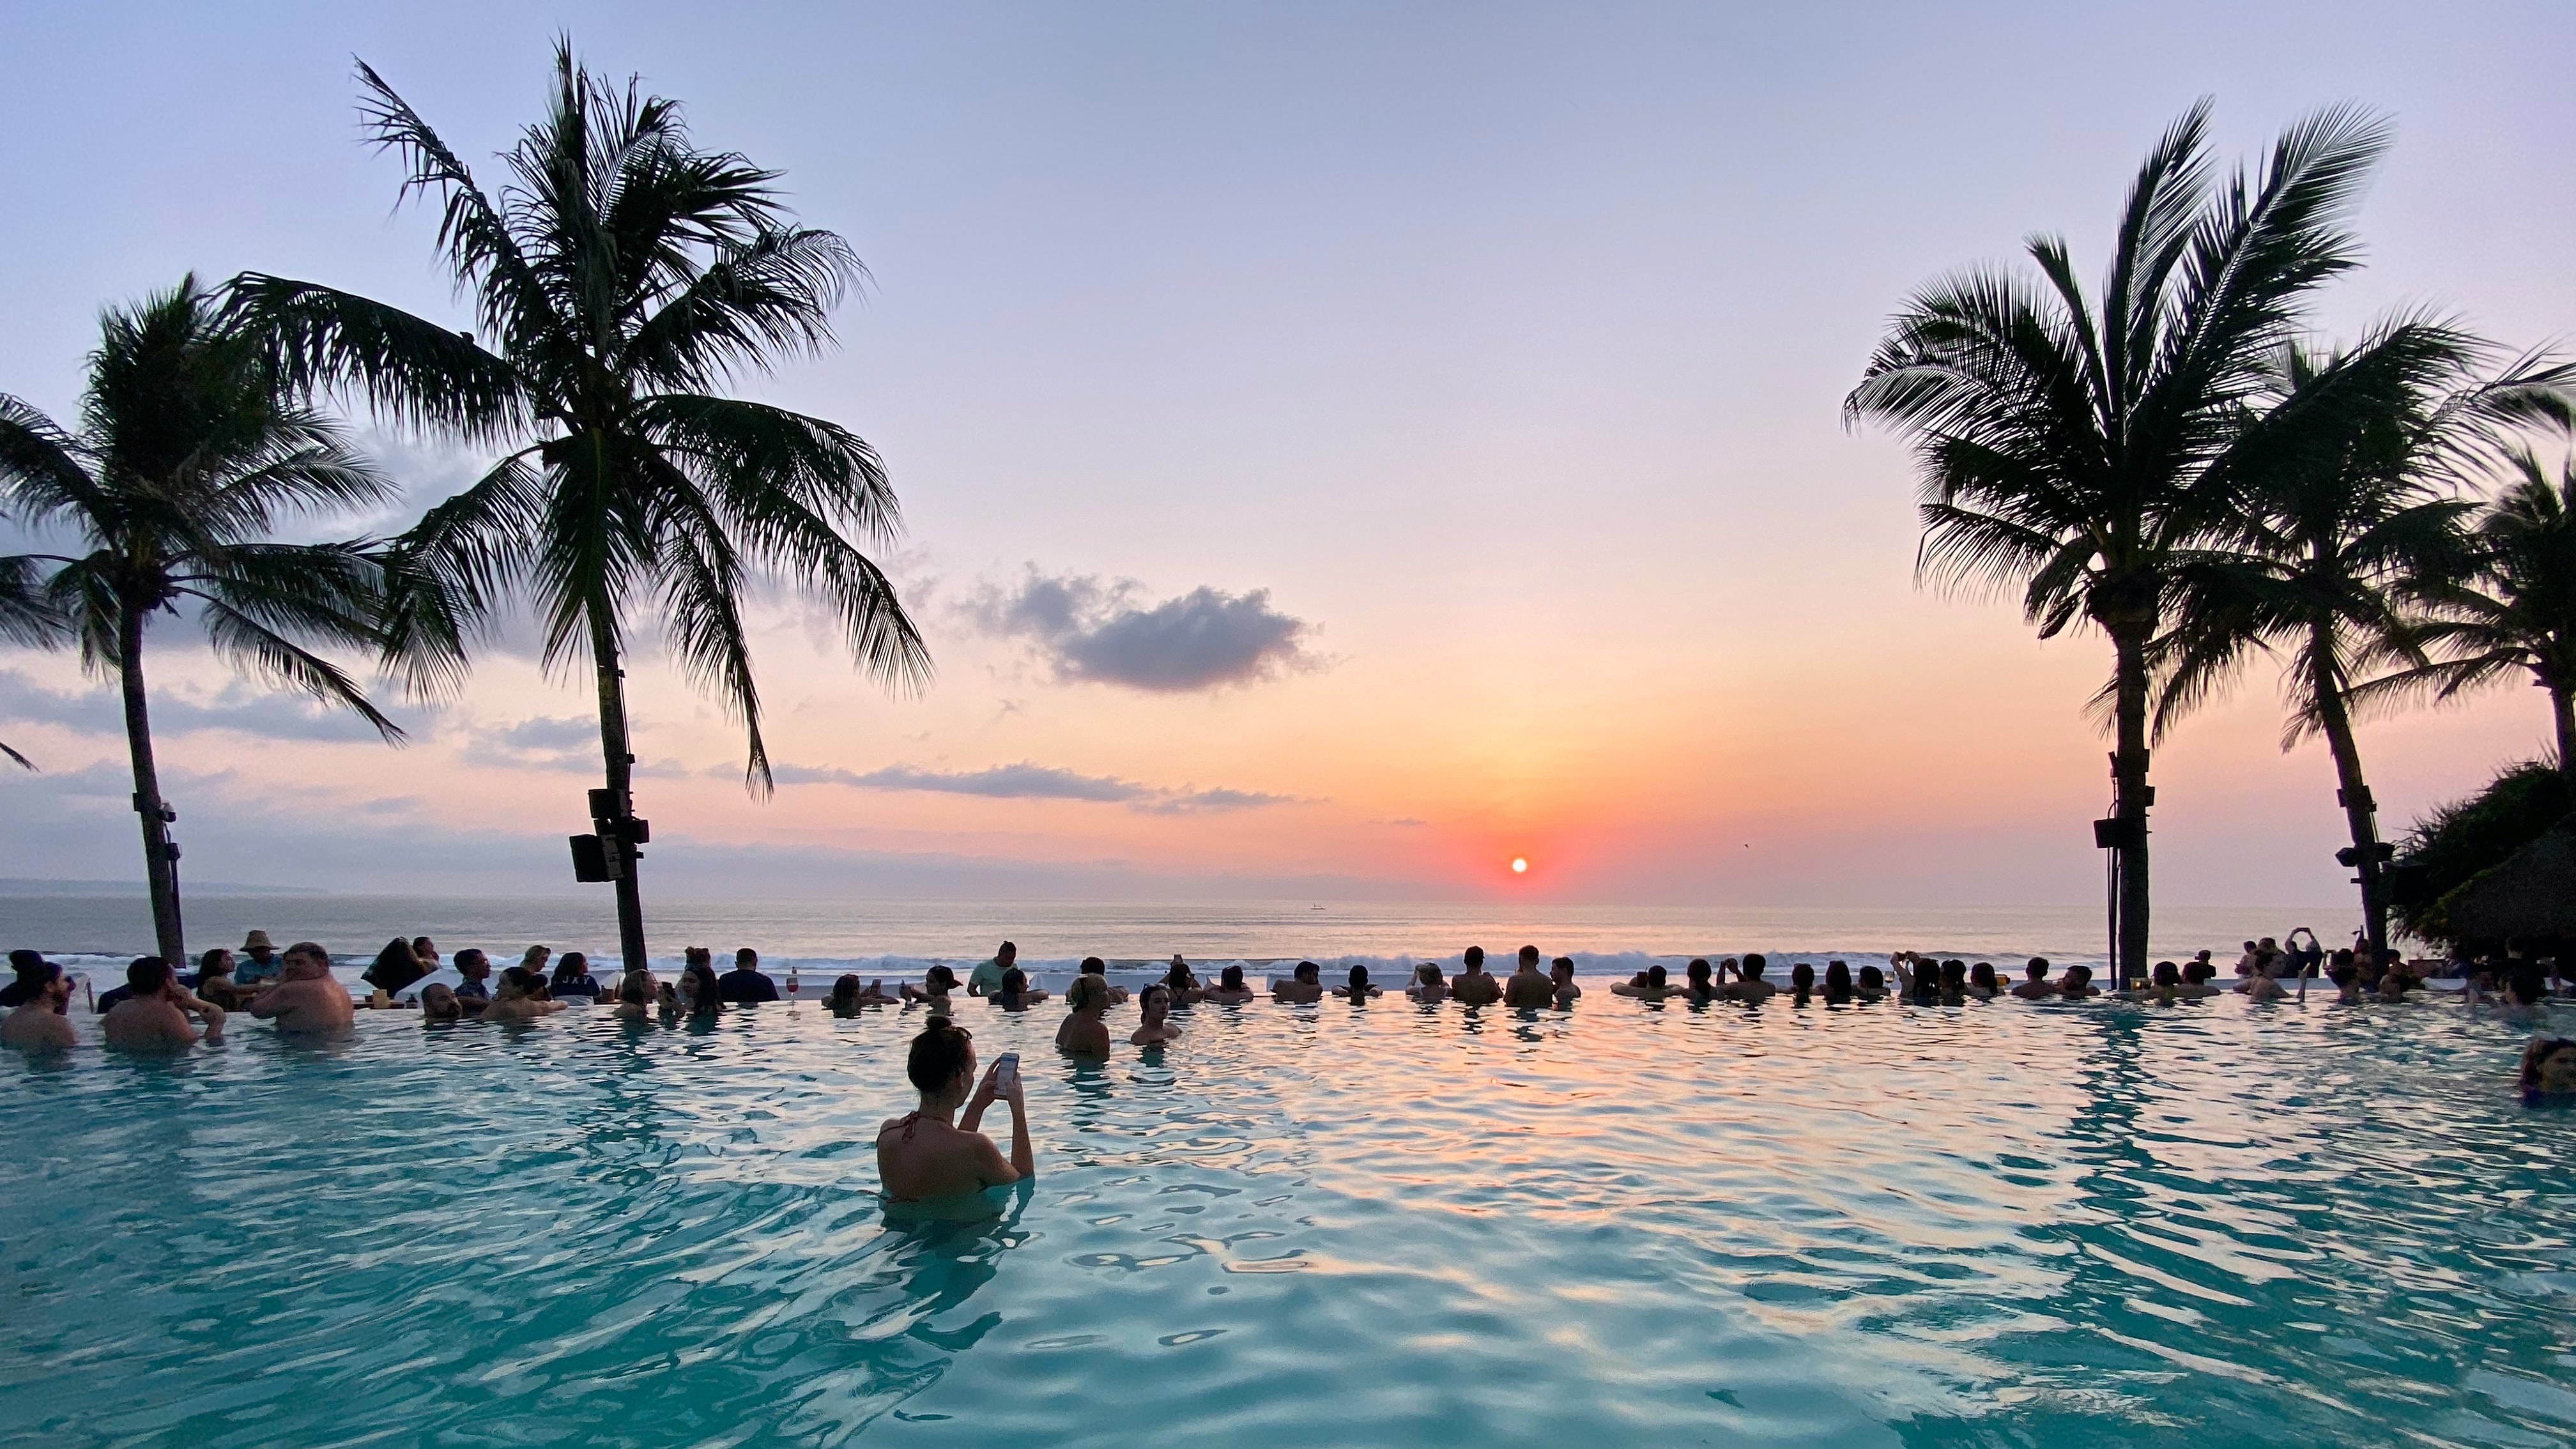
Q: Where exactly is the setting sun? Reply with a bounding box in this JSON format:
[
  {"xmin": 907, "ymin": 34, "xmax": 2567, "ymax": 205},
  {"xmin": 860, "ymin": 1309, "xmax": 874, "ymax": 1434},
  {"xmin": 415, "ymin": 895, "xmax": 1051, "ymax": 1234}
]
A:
[{"xmin": 1510, "ymin": 857, "xmax": 1528, "ymax": 874}]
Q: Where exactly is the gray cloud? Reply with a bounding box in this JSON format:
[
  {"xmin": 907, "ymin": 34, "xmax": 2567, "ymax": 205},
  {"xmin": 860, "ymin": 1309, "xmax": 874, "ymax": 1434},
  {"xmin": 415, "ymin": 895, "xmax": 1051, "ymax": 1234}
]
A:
[
  {"xmin": 494, "ymin": 716, "xmax": 599, "ymax": 751},
  {"xmin": 776, "ymin": 760, "xmax": 1148, "ymax": 802},
  {"xmin": 0, "ymin": 668, "xmax": 420, "ymax": 743},
  {"xmin": 1137, "ymin": 786, "xmax": 1301, "ymax": 814},
  {"xmin": 967, "ymin": 570, "xmax": 1319, "ymax": 693},
  {"xmin": 772, "ymin": 759, "xmax": 1302, "ymax": 813}
]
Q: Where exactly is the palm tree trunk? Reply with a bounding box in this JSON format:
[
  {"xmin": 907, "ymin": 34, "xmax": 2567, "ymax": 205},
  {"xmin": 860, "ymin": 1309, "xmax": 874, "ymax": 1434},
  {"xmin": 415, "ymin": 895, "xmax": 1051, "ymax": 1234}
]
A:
[
  {"xmin": 589, "ymin": 608, "xmax": 650, "ymax": 974},
  {"xmin": 2309, "ymin": 629, "xmax": 2387, "ymax": 965},
  {"xmin": 2112, "ymin": 626, "xmax": 2152, "ymax": 986},
  {"xmin": 2552, "ymin": 682, "xmax": 2576, "ymax": 790},
  {"xmin": 118, "ymin": 603, "xmax": 185, "ymax": 965}
]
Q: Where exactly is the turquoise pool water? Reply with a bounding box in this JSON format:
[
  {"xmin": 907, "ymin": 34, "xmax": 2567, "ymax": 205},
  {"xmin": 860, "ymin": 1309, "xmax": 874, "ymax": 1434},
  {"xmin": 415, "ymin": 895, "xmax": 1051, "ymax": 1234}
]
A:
[{"xmin": 4, "ymin": 990, "xmax": 2570, "ymax": 1447}]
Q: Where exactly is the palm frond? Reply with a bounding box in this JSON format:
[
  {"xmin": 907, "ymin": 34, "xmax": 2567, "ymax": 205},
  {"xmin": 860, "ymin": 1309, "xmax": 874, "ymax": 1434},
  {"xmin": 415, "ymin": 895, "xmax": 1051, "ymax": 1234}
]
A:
[
  {"xmin": 192, "ymin": 591, "xmax": 405, "ymax": 742},
  {"xmin": 227, "ymin": 275, "xmax": 526, "ymax": 440}
]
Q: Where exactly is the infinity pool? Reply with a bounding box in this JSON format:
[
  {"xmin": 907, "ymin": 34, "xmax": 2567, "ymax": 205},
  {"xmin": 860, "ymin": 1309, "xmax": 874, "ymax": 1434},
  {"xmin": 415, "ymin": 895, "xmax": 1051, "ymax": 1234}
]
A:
[{"xmin": 4, "ymin": 989, "xmax": 2570, "ymax": 1447}]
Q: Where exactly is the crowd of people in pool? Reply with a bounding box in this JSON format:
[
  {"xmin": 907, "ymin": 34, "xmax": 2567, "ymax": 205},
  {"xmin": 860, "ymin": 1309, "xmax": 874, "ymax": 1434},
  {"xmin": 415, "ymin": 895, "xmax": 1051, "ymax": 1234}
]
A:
[{"xmin": 6, "ymin": 928, "xmax": 2572, "ymax": 1166}]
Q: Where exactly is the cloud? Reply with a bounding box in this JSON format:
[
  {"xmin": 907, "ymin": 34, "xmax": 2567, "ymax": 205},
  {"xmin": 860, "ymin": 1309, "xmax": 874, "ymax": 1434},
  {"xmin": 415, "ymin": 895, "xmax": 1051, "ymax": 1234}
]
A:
[
  {"xmin": 0, "ymin": 668, "xmax": 420, "ymax": 743},
  {"xmin": 965, "ymin": 569, "xmax": 1320, "ymax": 693},
  {"xmin": 494, "ymin": 716, "xmax": 600, "ymax": 751},
  {"xmin": 1137, "ymin": 786, "xmax": 1301, "ymax": 814},
  {"xmin": 776, "ymin": 760, "xmax": 1148, "ymax": 802},
  {"xmin": 772, "ymin": 759, "xmax": 1303, "ymax": 813}
]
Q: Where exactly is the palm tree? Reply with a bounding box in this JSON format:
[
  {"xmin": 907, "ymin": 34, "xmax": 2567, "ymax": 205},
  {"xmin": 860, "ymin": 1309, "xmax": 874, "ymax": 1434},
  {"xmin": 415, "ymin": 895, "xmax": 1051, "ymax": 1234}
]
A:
[
  {"xmin": 0, "ymin": 556, "xmax": 69, "ymax": 769},
  {"xmin": 1845, "ymin": 101, "xmax": 2390, "ymax": 985},
  {"xmin": 232, "ymin": 43, "xmax": 930, "ymax": 972},
  {"xmin": 2149, "ymin": 322, "xmax": 2573, "ymax": 963},
  {"xmin": 0, "ymin": 277, "xmax": 412, "ymax": 963},
  {"xmin": 2364, "ymin": 450, "xmax": 2576, "ymax": 787}
]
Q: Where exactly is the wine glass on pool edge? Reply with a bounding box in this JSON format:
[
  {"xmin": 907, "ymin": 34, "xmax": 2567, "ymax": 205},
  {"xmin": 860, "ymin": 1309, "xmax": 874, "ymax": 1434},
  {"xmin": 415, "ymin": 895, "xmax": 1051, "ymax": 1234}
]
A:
[{"xmin": 787, "ymin": 964, "xmax": 800, "ymax": 1011}]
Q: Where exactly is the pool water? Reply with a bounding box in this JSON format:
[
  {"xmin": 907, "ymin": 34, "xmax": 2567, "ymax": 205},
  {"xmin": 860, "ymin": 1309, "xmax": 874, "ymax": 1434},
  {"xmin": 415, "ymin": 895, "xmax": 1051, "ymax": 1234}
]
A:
[{"xmin": 4, "ymin": 988, "xmax": 2570, "ymax": 1448}]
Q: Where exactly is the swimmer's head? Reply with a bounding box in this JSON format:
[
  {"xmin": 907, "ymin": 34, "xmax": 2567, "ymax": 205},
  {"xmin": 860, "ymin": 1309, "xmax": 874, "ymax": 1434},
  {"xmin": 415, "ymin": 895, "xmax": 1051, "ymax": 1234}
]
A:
[
  {"xmin": 1220, "ymin": 965, "xmax": 1245, "ymax": 990},
  {"xmin": 1069, "ymin": 975, "xmax": 1110, "ymax": 1011},
  {"xmin": 906, "ymin": 1018, "xmax": 976, "ymax": 1100},
  {"xmin": 1463, "ymin": 946, "xmax": 1485, "ymax": 970},
  {"xmin": 1294, "ymin": 961, "xmax": 1319, "ymax": 984},
  {"xmin": 1645, "ymin": 964, "xmax": 1667, "ymax": 988},
  {"xmin": 1348, "ymin": 965, "xmax": 1370, "ymax": 991},
  {"xmin": 1518, "ymin": 945, "xmax": 1540, "ymax": 968}
]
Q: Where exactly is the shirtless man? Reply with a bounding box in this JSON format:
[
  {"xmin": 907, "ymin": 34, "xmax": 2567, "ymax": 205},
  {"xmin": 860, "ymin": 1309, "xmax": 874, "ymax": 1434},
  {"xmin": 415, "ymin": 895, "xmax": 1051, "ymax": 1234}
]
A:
[
  {"xmin": 247, "ymin": 941, "xmax": 356, "ymax": 1035},
  {"xmin": 1271, "ymin": 961, "xmax": 1325, "ymax": 1004},
  {"xmin": 1450, "ymin": 947, "xmax": 1502, "ymax": 1007},
  {"xmin": 0, "ymin": 960, "xmax": 77, "ymax": 1051},
  {"xmin": 2237, "ymin": 958, "xmax": 2287, "ymax": 1003},
  {"xmin": 1130, "ymin": 982, "xmax": 1182, "ymax": 1045},
  {"xmin": 1731, "ymin": 954, "xmax": 1779, "ymax": 1002},
  {"xmin": 1203, "ymin": 965, "xmax": 1257, "ymax": 1004},
  {"xmin": 102, "ymin": 957, "xmax": 224, "ymax": 1051},
  {"xmin": 1550, "ymin": 957, "xmax": 1582, "ymax": 1006},
  {"xmin": 2009, "ymin": 958, "xmax": 2057, "ymax": 1000},
  {"xmin": 1407, "ymin": 963, "xmax": 1448, "ymax": 1002},
  {"xmin": 1503, "ymin": 946, "xmax": 1554, "ymax": 1008},
  {"xmin": 876, "ymin": 1018, "xmax": 1033, "ymax": 1201},
  {"xmin": 1055, "ymin": 975, "xmax": 1113, "ymax": 1055}
]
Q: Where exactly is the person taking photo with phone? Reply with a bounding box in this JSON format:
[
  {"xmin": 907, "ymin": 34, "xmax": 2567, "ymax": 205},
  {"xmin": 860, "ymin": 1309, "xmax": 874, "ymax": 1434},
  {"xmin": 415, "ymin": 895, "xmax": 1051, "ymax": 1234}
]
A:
[{"xmin": 876, "ymin": 1018, "xmax": 1034, "ymax": 1200}]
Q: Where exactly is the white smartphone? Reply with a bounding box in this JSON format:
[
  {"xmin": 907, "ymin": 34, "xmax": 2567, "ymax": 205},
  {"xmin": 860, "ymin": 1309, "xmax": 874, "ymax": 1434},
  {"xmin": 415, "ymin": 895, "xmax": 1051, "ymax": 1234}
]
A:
[{"xmin": 993, "ymin": 1052, "xmax": 1020, "ymax": 1092}]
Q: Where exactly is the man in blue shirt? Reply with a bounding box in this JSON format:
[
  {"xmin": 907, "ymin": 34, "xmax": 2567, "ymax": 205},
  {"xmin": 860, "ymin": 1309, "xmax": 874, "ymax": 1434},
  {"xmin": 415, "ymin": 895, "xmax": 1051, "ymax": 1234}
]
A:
[
  {"xmin": 235, "ymin": 931, "xmax": 284, "ymax": 987},
  {"xmin": 719, "ymin": 947, "xmax": 780, "ymax": 1004}
]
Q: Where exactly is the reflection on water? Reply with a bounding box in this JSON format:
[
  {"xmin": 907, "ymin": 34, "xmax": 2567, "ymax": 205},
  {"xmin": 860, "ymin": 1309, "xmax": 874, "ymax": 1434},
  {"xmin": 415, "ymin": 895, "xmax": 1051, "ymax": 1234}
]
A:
[{"xmin": 1, "ymin": 991, "xmax": 2570, "ymax": 1448}]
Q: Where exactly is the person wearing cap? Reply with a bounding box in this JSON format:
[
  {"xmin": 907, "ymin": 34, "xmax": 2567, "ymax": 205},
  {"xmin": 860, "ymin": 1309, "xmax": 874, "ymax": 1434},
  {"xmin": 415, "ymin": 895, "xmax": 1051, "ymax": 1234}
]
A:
[
  {"xmin": 1, "ymin": 949, "xmax": 68, "ymax": 1009},
  {"xmin": 236, "ymin": 931, "xmax": 284, "ymax": 986},
  {"xmin": 102, "ymin": 957, "xmax": 225, "ymax": 1050},
  {"xmin": 247, "ymin": 942, "xmax": 355, "ymax": 1035},
  {"xmin": 0, "ymin": 959, "xmax": 77, "ymax": 1050}
]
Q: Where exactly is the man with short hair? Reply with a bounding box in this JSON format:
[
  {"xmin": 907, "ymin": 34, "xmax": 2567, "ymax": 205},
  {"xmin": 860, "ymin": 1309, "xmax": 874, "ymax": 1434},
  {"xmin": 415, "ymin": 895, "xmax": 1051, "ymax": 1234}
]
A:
[
  {"xmin": 0, "ymin": 960, "xmax": 77, "ymax": 1050},
  {"xmin": 719, "ymin": 947, "xmax": 781, "ymax": 1004},
  {"xmin": 1503, "ymin": 945, "xmax": 1554, "ymax": 1008},
  {"xmin": 1450, "ymin": 946, "xmax": 1501, "ymax": 1006},
  {"xmin": 452, "ymin": 949, "xmax": 495, "ymax": 1012},
  {"xmin": 968, "ymin": 941, "xmax": 1017, "ymax": 997},
  {"xmin": 2009, "ymin": 958, "xmax": 2056, "ymax": 1000},
  {"xmin": 102, "ymin": 957, "xmax": 224, "ymax": 1050},
  {"xmin": 1077, "ymin": 954, "xmax": 1130, "ymax": 1004},
  {"xmin": 1730, "ymin": 953, "xmax": 1780, "ymax": 1002},
  {"xmin": 1271, "ymin": 961, "xmax": 1324, "ymax": 1004},
  {"xmin": 249, "ymin": 941, "xmax": 356, "ymax": 1035},
  {"xmin": 236, "ymin": 930, "xmax": 284, "ymax": 986}
]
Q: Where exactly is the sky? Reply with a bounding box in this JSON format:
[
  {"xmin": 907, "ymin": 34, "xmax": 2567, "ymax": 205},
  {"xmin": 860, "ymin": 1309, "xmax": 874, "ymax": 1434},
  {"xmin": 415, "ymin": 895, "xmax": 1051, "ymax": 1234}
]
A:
[{"xmin": 2, "ymin": 1, "xmax": 2572, "ymax": 907}]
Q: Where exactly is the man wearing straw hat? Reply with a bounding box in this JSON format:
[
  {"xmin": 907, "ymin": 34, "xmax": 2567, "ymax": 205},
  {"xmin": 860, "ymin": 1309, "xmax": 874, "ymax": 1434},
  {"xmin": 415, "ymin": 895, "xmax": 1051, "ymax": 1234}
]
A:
[{"xmin": 236, "ymin": 931, "xmax": 284, "ymax": 987}]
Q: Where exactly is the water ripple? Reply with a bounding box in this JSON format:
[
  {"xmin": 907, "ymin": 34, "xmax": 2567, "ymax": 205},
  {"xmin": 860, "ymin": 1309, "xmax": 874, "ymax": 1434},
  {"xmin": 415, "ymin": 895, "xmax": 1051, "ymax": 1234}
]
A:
[{"xmin": 2, "ymin": 993, "xmax": 2569, "ymax": 1446}]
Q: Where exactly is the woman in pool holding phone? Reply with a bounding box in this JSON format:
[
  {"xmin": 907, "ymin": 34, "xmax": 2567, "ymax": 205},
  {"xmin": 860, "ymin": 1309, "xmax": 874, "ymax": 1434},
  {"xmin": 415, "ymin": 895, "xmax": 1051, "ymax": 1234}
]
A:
[{"xmin": 877, "ymin": 1018, "xmax": 1034, "ymax": 1200}]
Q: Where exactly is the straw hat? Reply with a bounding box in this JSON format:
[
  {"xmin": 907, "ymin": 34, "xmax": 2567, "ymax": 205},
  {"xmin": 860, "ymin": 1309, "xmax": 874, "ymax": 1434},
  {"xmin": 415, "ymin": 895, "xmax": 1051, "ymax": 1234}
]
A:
[{"xmin": 241, "ymin": 930, "xmax": 275, "ymax": 952}]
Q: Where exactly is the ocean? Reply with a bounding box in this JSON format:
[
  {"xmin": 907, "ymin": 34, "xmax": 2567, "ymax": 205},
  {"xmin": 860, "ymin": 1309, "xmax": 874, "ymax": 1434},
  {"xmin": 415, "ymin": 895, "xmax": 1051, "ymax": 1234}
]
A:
[{"xmin": 3, "ymin": 893, "xmax": 2359, "ymax": 979}]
